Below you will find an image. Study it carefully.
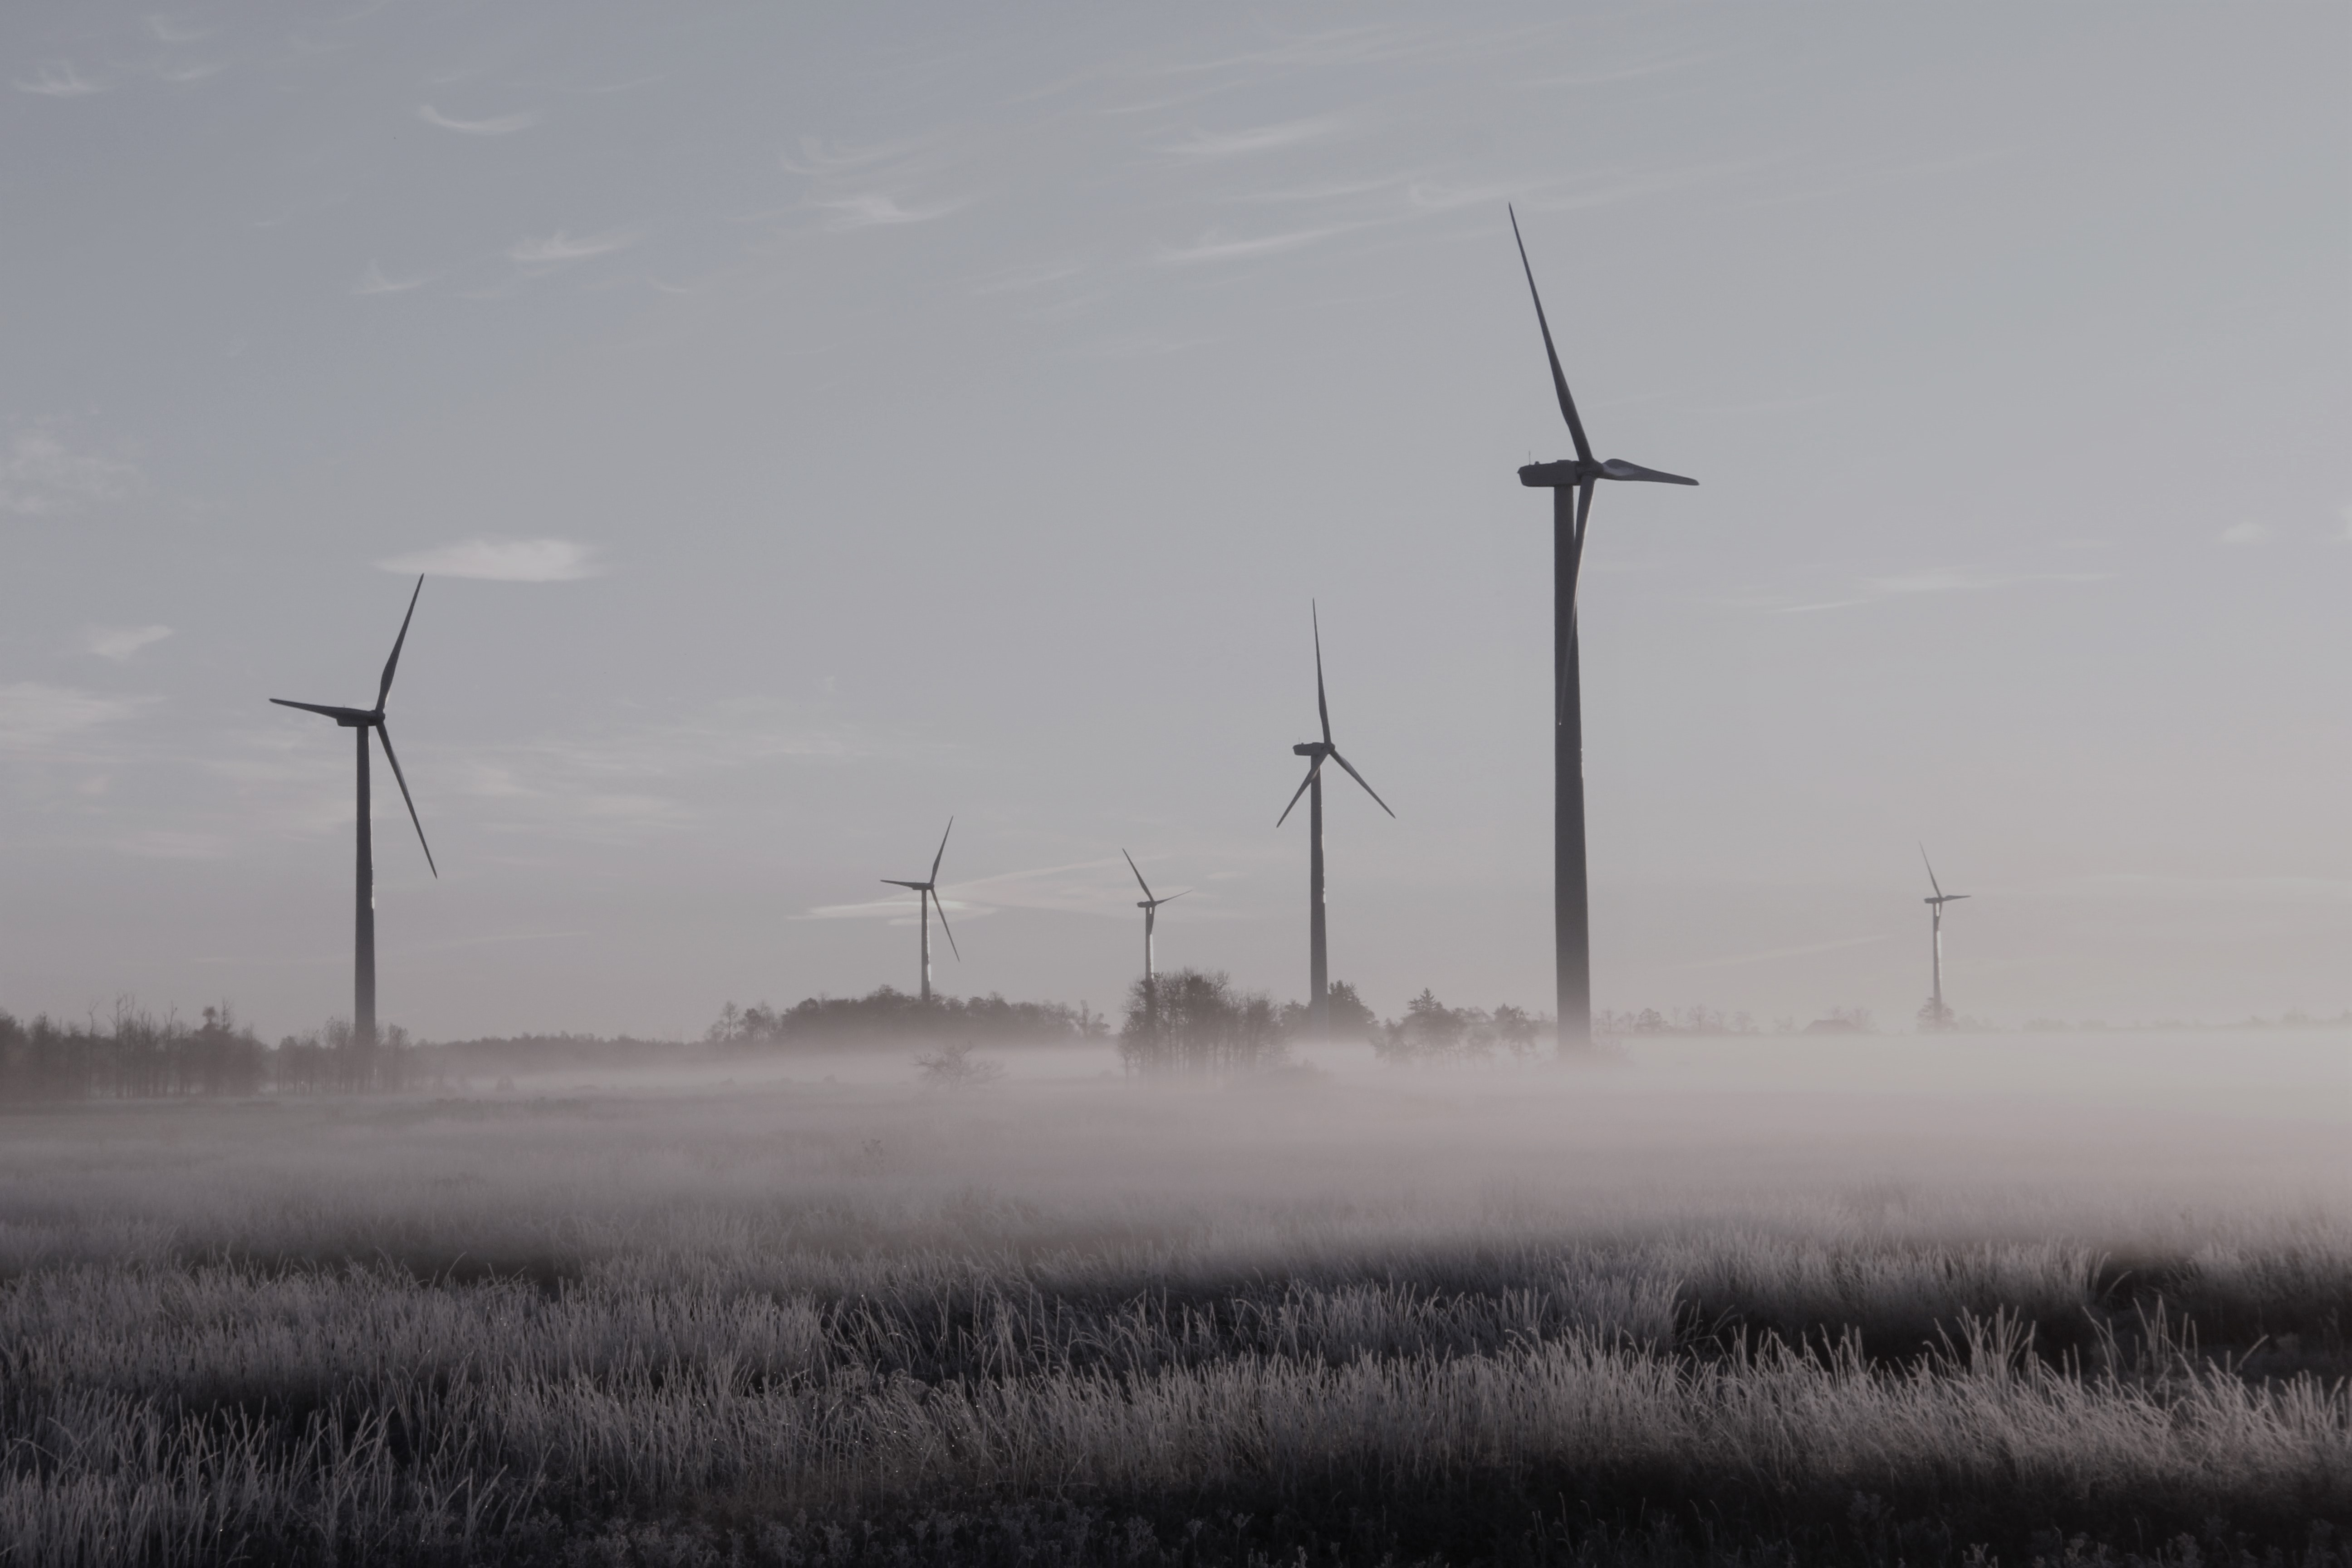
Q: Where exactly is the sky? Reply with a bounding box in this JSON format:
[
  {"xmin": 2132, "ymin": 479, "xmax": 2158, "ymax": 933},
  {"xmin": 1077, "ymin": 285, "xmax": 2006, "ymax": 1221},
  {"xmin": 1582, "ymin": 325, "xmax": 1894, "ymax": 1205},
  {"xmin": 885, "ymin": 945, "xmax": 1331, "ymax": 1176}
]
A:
[{"xmin": 0, "ymin": 1, "xmax": 2345, "ymax": 1042}]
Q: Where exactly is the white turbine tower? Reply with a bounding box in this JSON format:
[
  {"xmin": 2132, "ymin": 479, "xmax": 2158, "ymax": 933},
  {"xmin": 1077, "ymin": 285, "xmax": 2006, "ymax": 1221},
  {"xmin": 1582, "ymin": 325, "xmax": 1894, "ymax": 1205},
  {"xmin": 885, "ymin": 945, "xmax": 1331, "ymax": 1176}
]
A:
[
  {"xmin": 882, "ymin": 819, "xmax": 959, "ymax": 1004},
  {"xmin": 1122, "ymin": 849, "xmax": 1186, "ymax": 996},
  {"xmin": 1919, "ymin": 847, "xmax": 1970, "ymax": 1031}
]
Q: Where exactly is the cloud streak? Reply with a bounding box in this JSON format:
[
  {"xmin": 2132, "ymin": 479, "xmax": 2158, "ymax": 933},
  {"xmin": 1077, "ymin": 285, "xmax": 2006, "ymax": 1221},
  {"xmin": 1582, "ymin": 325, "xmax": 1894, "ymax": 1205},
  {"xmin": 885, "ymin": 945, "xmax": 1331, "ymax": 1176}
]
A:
[
  {"xmin": 0, "ymin": 431, "xmax": 139, "ymax": 515},
  {"xmin": 374, "ymin": 538, "xmax": 605, "ymax": 582},
  {"xmin": 85, "ymin": 625, "xmax": 172, "ymax": 662},
  {"xmin": 1156, "ymin": 225, "xmax": 1340, "ymax": 266},
  {"xmin": 814, "ymin": 193, "xmax": 970, "ymax": 231},
  {"xmin": 0, "ymin": 683, "xmax": 152, "ymax": 753},
  {"xmin": 353, "ymin": 261, "xmax": 434, "ymax": 296},
  {"xmin": 14, "ymin": 63, "xmax": 101, "ymax": 98},
  {"xmin": 1163, "ymin": 116, "xmax": 1347, "ymax": 159},
  {"xmin": 508, "ymin": 230, "xmax": 638, "ymax": 268},
  {"xmin": 417, "ymin": 104, "xmax": 539, "ymax": 135}
]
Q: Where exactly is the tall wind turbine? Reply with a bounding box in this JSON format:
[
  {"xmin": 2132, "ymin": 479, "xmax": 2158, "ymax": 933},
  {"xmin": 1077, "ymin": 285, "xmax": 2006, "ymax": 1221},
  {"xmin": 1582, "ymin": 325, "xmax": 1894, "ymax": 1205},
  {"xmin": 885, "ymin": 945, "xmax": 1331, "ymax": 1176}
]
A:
[
  {"xmin": 1124, "ymin": 851, "xmax": 1185, "ymax": 987},
  {"xmin": 1509, "ymin": 206, "xmax": 1697, "ymax": 1051},
  {"xmin": 270, "ymin": 575, "xmax": 438, "ymax": 1048},
  {"xmin": 1919, "ymin": 847, "xmax": 1970, "ymax": 1031},
  {"xmin": 1277, "ymin": 604, "xmax": 1392, "ymax": 1039},
  {"xmin": 882, "ymin": 819, "xmax": 959, "ymax": 1004}
]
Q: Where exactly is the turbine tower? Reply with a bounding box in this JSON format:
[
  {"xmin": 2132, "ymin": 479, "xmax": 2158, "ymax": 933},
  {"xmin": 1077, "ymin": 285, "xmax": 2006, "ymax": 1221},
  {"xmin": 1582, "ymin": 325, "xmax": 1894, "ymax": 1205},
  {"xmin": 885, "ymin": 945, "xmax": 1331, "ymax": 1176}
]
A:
[
  {"xmin": 1122, "ymin": 849, "xmax": 1185, "ymax": 1034},
  {"xmin": 1919, "ymin": 847, "xmax": 1970, "ymax": 1031},
  {"xmin": 881, "ymin": 819, "xmax": 959, "ymax": 1004},
  {"xmin": 270, "ymin": 575, "xmax": 438, "ymax": 1048},
  {"xmin": 1509, "ymin": 206, "xmax": 1698, "ymax": 1051},
  {"xmin": 1277, "ymin": 604, "xmax": 1392, "ymax": 1039}
]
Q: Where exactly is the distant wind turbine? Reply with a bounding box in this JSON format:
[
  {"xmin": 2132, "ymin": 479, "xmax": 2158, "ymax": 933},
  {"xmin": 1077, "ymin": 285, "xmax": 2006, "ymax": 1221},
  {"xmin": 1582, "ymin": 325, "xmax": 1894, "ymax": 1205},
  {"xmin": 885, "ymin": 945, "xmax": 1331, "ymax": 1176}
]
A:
[
  {"xmin": 1277, "ymin": 604, "xmax": 1392, "ymax": 1039},
  {"xmin": 1509, "ymin": 205, "xmax": 1698, "ymax": 1050},
  {"xmin": 1122, "ymin": 849, "xmax": 1185, "ymax": 1025},
  {"xmin": 1919, "ymin": 847, "xmax": 1969, "ymax": 1031},
  {"xmin": 270, "ymin": 575, "xmax": 438, "ymax": 1048},
  {"xmin": 881, "ymin": 819, "xmax": 959, "ymax": 1004}
]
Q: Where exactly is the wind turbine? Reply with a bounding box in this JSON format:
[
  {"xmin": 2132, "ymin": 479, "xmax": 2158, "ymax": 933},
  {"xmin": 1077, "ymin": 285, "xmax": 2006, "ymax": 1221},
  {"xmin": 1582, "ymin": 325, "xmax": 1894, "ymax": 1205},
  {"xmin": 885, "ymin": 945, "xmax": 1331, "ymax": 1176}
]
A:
[
  {"xmin": 1277, "ymin": 604, "xmax": 1392, "ymax": 1039},
  {"xmin": 881, "ymin": 819, "xmax": 959, "ymax": 1004},
  {"xmin": 270, "ymin": 575, "xmax": 438, "ymax": 1049},
  {"xmin": 1122, "ymin": 850, "xmax": 1185, "ymax": 984},
  {"xmin": 1919, "ymin": 847, "xmax": 1970, "ymax": 1031},
  {"xmin": 1509, "ymin": 206, "xmax": 1698, "ymax": 1050}
]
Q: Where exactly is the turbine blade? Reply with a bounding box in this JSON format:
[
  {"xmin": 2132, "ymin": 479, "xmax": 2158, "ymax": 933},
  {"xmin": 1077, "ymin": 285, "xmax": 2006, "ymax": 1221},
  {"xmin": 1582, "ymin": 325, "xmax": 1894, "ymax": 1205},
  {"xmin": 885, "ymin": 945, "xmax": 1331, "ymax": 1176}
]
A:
[
  {"xmin": 1598, "ymin": 458, "xmax": 1699, "ymax": 486},
  {"xmin": 1313, "ymin": 602, "xmax": 1332, "ymax": 747},
  {"xmin": 376, "ymin": 576, "xmax": 424, "ymax": 711},
  {"xmin": 930, "ymin": 888, "xmax": 960, "ymax": 960},
  {"xmin": 1276, "ymin": 759, "xmax": 1323, "ymax": 828},
  {"xmin": 373, "ymin": 724, "xmax": 437, "ymax": 878},
  {"xmin": 1947, "ymin": 894, "xmax": 1970, "ymax": 903},
  {"xmin": 1161, "ymin": 890, "xmax": 1189, "ymax": 904},
  {"xmin": 881, "ymin": 879, "xmax": 927, "ymax": 890},
  {"xmin": 1508, "ymin": 205, "xmax": 1592, "ymax": 464},
  {"xmin": 270, "ymin": 699, "xmax": 371, "ymax": 722},
  {"xmin": 1122, "ymin": 848, "xmax": 1155, "ymax": 902},
  {"xmin": 930, "ymin": 816, "xmax": 954, "ymax": 885},
  {"xmin": 1919, "ymin": 844, "xmax": 1943, "ymax": 900},
  {"xmin": 1328, "ymin": 749, "xmax": 1395, "ymax": 818}
]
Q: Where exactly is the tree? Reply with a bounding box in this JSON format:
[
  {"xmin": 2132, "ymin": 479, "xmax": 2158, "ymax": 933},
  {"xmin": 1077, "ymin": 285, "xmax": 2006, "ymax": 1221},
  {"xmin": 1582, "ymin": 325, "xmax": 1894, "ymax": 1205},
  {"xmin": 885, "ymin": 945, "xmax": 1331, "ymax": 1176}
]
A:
[{"xmin": 1121, "ymin": 968, "xmax": 1284, "ymax": 1079}]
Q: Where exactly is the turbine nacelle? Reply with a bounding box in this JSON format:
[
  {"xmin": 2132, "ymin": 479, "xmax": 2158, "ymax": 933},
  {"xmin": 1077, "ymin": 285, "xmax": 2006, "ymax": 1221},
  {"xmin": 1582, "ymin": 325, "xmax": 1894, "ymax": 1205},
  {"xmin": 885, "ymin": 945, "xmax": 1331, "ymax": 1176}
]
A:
[
  {"xmin": 1519, "ymin": 457, "xmax": 1698, "ymax": 490},
  {"xmin": 267, "ymin": 575, "xmax": 436, "ymax": 878}
]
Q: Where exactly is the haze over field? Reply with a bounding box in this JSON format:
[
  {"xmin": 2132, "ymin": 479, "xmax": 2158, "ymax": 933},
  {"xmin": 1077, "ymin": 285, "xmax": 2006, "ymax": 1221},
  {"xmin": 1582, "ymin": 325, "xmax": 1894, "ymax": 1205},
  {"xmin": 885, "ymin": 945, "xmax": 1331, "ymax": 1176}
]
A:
[{"xmin": 0, "ymin": 1, "xmax": 2344, "ymax": 1041}]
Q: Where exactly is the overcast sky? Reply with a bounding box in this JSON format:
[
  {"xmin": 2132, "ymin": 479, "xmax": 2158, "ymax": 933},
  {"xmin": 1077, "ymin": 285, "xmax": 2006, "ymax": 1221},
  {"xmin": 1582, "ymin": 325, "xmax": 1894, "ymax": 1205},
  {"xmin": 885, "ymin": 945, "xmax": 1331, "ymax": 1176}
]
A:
[{"xmin": 1, "ymin": 1, "xmax": 2344, "ymax": 1041}]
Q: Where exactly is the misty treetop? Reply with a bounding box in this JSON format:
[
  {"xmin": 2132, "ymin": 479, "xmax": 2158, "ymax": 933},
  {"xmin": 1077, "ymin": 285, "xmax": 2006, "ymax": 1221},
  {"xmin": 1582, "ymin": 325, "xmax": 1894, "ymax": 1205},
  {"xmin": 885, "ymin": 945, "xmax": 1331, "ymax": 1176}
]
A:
[
  {"xmin": 1371, "ymin": 990, "xmax": 1544, "ymax": 1063},
  {"xmin": 706, "ymin": 987, "xmax": 1110, "ymax": 1048}
]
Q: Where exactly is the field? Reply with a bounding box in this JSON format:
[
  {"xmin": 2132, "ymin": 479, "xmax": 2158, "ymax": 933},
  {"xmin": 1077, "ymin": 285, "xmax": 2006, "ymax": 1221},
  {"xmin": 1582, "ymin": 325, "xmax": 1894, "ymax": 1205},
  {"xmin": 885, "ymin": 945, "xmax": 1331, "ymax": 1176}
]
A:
[{"xmin": 0, "ymin": 1031, "xmax": 2342, "ymax": 1567}]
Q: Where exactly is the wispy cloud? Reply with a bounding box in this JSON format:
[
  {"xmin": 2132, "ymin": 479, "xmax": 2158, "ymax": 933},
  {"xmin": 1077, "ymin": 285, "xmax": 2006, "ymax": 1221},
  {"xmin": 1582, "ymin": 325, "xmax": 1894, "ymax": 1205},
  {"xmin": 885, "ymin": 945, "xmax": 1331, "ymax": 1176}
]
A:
[
  {"xmin": 783, "ymin": 135, "xmax": 974, "ymax": 235},
  {"xmin": 813, "ymin": 192, "xmax": 970, "ymax": 231},
  {"xmin": 1156, "ymin": 225, "xmax": 1339, "ymax": 266},
  {"xmin": 0, "ymin": 683, "xmax": 151, "ymax": 753},
  {"xmin": 2218, "ymin": 521, "xmax": 2269, "ymax": 546},
  {"xmin": 374, "ymin": 538, "xmax": 605, "ymax": 581},
  {"xmin": 507, "ymin": 230, "xmax": 638, "ymax": 269},
  {"xmin": 352, "ymin": 261, "xmax": 434, "ymax": 296},
  {"xmin": 84, "ymin": 625, "xmax": 172, "ymax": 662},
  {"xmin": 0, "ymin": 430, "xmax": 139, "ymax": 515},
  {"xmin": 14, "ymin": 63, "xmax": 101, "ymax": 97},
  {"xmin": 417, "ymin": 103, "xmax": 539, "ymax": 135},
  {"xmin": 1163, "ymin": 116, "xmax": 1346, "ymax": 159}
]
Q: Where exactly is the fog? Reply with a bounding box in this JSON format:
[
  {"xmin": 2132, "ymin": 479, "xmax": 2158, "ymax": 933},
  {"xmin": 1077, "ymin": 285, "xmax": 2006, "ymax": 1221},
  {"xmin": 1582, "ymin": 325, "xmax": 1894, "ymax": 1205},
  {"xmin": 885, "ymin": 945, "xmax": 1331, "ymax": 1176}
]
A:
[{"xmin": 16, "ymin": 1031, "xmax": 2338, "ymax": 1259}]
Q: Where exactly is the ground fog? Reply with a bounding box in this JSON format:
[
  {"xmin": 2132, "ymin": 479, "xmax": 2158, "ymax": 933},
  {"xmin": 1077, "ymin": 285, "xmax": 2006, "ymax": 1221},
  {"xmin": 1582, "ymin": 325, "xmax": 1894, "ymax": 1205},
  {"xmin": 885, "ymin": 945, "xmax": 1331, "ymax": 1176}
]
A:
[{"xmin": 0, "ymin": 1030, "xmax": 2342, "ymax": 1566}]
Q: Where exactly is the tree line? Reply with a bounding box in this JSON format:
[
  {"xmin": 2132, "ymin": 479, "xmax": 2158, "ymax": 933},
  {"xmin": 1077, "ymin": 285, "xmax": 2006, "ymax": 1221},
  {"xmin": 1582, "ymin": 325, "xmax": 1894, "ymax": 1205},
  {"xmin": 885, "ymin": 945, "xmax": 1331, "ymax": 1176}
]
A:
[
  {"xmin": 706, "ymin": 988, "xmax": 1110, "ymax": 1048},
  {"xmin": 0, "ymin": 1006, "xmax": 422, "ymax": 1102}
]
